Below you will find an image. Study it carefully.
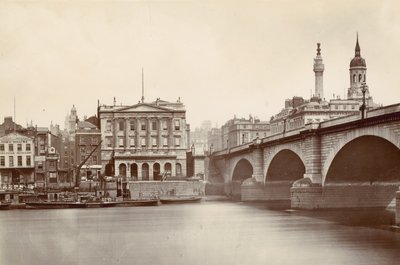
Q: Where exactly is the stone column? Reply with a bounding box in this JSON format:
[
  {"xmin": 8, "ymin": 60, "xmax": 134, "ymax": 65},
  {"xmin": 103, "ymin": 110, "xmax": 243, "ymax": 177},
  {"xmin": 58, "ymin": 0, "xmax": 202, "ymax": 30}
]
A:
[
  {"xmin": 136, "ymin": 118, "xmax": 141, "ymax": 150},
  {"xmin": 396, "ymin": 190, "xmax": 400, "ymax": 226},
  {"xmin": 137, "ymin": 163, "xmax": 142, "ymax": 180},
  {"xmin": 158, "ymin": 119, "xmax": 163, "ymax": 149},
  {"xmin": 114, "ymin": 118, "xmax": 118, "ymax": 148},
  {"xmin": 125, "ymin": 118, "xmax": 129, "ymax": 150},
  {"xmin": 168, "ymin": 118, "xmax": 174, "ymax": 149},
  {"xmin": 149, "ymin": 162, "xmax": 154, "ymax": 181},
  {"xmin": 126, "ymin": 162, "xmax": 131, "ymax": 179},
  {"xmin": 171, "ymin": 162, "xmax": 176, "ymax": 177},
  {"xmin": 147, "ymin": 117, "xmax": 151, "ymax": 149}
]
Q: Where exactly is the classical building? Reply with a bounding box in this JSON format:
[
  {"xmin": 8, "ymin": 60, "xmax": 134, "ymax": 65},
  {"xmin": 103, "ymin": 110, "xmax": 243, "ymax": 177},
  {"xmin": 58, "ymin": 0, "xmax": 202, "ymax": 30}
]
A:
[
  {"xmin": 0, "ymin": 132, "xmax": 35, "ymax": 187},
  {"xmin": 98, "ymin": 98, "xmax": 190, "ymax": 180},
  {"xmin": 269, "ymin": 39, "xmax": 372, "ymax": 135},
  {"xmin": 75, "ymin": 120, "xmax": 101, "ymax": 182},
  {"xmin": 221, "ymin": 116, "xmax": 270, "ymax": 150}
]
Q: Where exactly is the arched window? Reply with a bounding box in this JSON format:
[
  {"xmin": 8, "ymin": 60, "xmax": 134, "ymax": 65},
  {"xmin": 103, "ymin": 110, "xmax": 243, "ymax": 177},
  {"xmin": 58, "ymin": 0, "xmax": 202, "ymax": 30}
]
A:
[
  {"xmin": 131, "ymin": 163, "xmax": 138, "ymax": 180},
  {"xmin": 153, "ymin": 163, "xmax": 161, "ymax": 180},
  {"xmin": 164, "ymin": 163, "xmax": 172, "ymax": 177},
  {"xmin": 176, "ymin": 163, "xmax": 182, "ymax": 176},
  {"xmin": 363, "ymin": 74, "xmax": 366, "ymax": 82},
  {"xmin": 353, "ymin": 74, "xmax": 356, "ymax": 83},
  {"xmin": 358, "ymin": 74, "xmax": 362, "ymax": 82},
  {"xmin": 142, "ymin": 163, "xmax": 149, "ymax": 181},
  {"xmin": 119, "ymin": 163, "xmax": 127, "ymax": 177}
]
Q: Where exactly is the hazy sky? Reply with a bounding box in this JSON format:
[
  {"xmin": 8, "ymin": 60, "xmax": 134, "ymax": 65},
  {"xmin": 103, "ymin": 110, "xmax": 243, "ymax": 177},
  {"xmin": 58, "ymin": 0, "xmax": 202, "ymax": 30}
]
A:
[{"xmin": 1, "ymin": 0, "xmax": 400, "ymax": 129}]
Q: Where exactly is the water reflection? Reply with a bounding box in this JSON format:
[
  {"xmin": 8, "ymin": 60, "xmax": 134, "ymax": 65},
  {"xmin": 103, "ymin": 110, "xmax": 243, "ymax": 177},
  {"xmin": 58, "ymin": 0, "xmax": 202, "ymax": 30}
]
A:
[{"xmin": 0, "ymin": 201, "xmax": 399, "ymax": 265}]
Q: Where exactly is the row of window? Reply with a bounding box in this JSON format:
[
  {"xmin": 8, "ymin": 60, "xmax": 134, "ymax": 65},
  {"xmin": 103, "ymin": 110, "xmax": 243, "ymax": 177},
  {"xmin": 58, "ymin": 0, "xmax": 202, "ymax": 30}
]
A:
[
  {"xmin": 0, "ymin": 156, "xmax": 32, "ymax": 167},
  {"xmin": 106, "ymin": 119, "xmax": 181, "ymax": 132},
  {"xmin": 332, "ymin": 104, "xmax": 357, "ymax": 110},
  {"xmin": 79, "ymin": 137, "xmax": 99, "ymax": 145},
  {"xmin": 0, "ymin": 143, "xmax": 31, "ymax": 152},
  {"xmin": 80, "ymin": 155, "xmax": 98, "ymax": 164},
  {"xmin": 105, "ymin": 136, "xmax": 181, "ymax": 148}
]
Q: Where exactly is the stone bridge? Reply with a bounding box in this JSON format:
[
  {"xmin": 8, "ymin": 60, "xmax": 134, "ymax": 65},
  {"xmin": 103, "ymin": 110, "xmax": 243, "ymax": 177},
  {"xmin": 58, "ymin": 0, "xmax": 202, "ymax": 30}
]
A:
[{"xmin": 210, "ymin": 104, "xmax": 400, "ymax": 209}]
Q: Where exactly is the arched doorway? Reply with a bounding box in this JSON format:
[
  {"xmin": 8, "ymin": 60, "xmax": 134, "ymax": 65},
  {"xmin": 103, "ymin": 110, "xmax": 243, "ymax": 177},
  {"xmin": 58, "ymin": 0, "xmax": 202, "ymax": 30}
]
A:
[
  {"xmin": 176, "ymin": 163, "xmax": 182, "ymax": 177},
  {"xmin": 231, "ymin": 159, "xmax": 253, "ymax": 198},
  {"xmin": 119, "ymin": 163, "xmax": 127, "ymax": 178},
  {"xmin": 131, "ymin": 163, "xmax": 138, "ymax": 180},
  {"xmin": 153, "ymin": 163, "xmax": 161, "ymax": 180},
  {"xmin": 142, "ymin": 163, "xmax": 149, "ymax": 181}
]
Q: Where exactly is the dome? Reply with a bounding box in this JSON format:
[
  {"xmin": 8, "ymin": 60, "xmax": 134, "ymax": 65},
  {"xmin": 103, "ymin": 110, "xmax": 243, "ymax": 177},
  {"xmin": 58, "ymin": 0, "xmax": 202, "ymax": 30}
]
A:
[{"xmin": 350, "ymin": 56, "xmax": 366, "ymax": 67}]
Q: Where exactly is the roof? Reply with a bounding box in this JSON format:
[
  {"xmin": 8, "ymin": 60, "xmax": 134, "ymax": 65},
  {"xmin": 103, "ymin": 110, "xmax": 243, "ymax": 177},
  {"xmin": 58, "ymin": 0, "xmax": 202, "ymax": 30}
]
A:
[{"xmin": 77, "ymin": 121, "xmax": 97, "ymax": 129}]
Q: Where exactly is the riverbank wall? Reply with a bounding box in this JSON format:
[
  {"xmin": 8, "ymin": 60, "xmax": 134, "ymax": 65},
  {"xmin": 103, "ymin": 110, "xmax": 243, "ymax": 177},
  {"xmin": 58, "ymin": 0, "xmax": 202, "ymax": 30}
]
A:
[{"xmin": 128, "ymin": 181, "xmax": 205, "ymax": 199}]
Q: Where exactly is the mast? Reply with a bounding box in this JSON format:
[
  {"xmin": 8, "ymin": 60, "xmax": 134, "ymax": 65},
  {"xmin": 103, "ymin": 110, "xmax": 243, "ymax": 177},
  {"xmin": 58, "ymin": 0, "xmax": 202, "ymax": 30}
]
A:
[{"xmin": 141, "ymin": 68, "xmax": 145, "ymax": 103}]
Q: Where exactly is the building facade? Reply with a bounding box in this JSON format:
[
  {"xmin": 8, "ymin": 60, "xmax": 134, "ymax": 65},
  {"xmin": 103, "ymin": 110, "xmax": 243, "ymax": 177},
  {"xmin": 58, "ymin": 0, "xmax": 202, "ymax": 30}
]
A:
[
  {"xmin": 0, "ymin": 132, "xmax": 35, "ymax": 187},
  {"xmin": 98, "ymin": 98, "xmax": 190, "ymax": 181},
  {"xmin": 75, "ymin": 121, "xmax": 102, "ymax": 182},
  {"xmin": 221, "ymin": 116, "xmax": 270, "ymax": 150}
]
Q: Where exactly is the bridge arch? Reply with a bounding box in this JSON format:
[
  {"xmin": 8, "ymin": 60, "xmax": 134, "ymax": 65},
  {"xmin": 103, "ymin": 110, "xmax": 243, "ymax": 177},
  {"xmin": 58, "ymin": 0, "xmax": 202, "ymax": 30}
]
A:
[
  {"xmin": 265, "ymin": 149, "xmax": 305, "ymax": 182},
  {"xmin": 321, "ymin": 128, "xmax": 400, "ymax": 185},
  {"xmin": 323, "ymin": 134, "xmax": 400, "ymax": 184},
  {"xmin": 263, "ymin": 144, "xmax": 306, "ymax": 184},
  {"xmin": 231, "ymin": 158, "xmax": 254, "ymax": 198}
]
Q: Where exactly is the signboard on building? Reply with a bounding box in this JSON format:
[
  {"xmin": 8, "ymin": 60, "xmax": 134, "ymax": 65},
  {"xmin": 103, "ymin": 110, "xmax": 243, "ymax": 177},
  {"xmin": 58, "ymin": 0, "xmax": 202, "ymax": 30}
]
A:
[{"xmin": 35, "ymin": 156, "xmax": 46, "ymax": 162}]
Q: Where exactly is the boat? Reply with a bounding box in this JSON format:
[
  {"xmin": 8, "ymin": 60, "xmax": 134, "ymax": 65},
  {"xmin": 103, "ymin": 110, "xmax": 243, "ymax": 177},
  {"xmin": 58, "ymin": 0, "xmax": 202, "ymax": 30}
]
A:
[
  {"xmin": 116, "ymin": 199, "xmax": 159, "ymax": 207},
  {"xmin": 0, "ymin": 202, "xmax": 11, "ymax": 210},
  {"xmin": 86, "ymin": 201, "xmax": 118, "ymax": 208},
  {"xmin": 25, "ymin": 201, "xmax": 87, "ymax": 209},
  {"xmin": 159, "ymin": 196, "xmax": 202, "ymax": 204}
]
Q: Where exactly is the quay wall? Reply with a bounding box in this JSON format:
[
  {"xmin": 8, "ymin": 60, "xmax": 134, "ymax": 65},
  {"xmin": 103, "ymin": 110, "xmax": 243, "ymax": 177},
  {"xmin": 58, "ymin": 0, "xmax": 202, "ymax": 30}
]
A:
[
  {"xmin": 128, "ymin": 181, "xmax": 205, "ymax": 199},
  {"xmin": 291, "ymin": 183, "xmax": 399, "ymax": 209}
]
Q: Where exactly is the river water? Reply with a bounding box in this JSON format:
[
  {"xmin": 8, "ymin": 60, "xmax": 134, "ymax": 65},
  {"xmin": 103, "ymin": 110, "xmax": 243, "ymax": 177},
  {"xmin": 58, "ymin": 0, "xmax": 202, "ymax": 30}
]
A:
[{"xmin": 0, "ymin": 201, "xmax": 399, "ymax": 265}]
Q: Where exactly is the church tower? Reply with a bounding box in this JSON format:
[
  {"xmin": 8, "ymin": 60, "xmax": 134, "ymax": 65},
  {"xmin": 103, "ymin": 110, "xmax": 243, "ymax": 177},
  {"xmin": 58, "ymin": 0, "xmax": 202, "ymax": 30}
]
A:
[
  {"xmin": 313, "ymin": 43, "xmax": 324, "ymax": 99},
  {"xmin": 347, "ymin": 34, "xmax": 370, "ymax": 102},
  {"xmin": 68, "ymin": 105, "xmax": 78, "ymax": 134}
]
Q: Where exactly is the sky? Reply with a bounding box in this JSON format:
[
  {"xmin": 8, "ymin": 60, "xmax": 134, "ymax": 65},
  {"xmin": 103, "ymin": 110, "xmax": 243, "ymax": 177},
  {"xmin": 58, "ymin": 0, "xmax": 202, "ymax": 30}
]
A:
[{"xmin": 1, "ymin": 0, "xmax": 400, "ymax": 130}]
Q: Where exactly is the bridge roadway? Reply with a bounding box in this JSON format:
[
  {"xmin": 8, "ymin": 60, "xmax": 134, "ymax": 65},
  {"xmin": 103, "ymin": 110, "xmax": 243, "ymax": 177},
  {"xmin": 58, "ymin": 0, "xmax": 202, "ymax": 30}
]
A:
[{"xmin": 210, "ymin": 104, "xmax": 400, "ymax": 213}]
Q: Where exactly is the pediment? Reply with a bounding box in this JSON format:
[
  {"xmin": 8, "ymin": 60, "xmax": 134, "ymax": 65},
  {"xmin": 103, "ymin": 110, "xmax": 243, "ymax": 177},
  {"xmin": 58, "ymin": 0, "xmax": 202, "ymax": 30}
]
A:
[{"xmin": 116, "ymin": 103, "xmax": 171, "ymax": 113}]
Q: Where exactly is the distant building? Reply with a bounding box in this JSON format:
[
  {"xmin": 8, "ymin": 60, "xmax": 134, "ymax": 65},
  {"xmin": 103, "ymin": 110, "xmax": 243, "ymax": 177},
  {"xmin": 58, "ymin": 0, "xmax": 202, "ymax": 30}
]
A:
[
  {"xmin": 0, "ymin": 132, "xmax": 35, "ymax": 186},
  {"xmin": 207, "ymin": 127, "xmax": 222, "ymax": 153},
  {"xmin": 0, "ymin": 117, "xmax": 23, "ymax": 137},
  {"xmin": 221, "ymin": 116, "xmax": 270, "ymax": 150},
  {"xmin": 75, "ymin": 120, "xmax": 101, "ymax": 182},
  {"xmin": 190, "ymin": 120, "xmax": 212, "ymax": 155},
  {"xmin": 98, "ymin": 97, "xmax": 190, "ymax": 180}
]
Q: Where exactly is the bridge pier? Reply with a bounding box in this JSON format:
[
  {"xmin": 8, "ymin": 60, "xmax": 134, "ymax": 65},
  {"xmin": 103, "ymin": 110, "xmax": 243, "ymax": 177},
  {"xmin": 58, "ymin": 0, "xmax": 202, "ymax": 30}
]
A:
[
  {"xmin": 241, "ymin": 178, "xmax": 293, "ymax": 202},
  {"xmin": 291, "ymin": 182, "xmax": 400, "ymax": 209},
  {"xmin": 396, "ymin": 189, "xmax": 400, "ymax": 226}
]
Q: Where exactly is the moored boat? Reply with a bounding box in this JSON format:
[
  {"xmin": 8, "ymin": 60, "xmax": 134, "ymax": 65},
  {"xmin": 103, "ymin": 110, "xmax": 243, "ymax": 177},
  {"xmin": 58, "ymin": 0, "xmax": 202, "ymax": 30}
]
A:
[
  {"xmin": 160, "ymin": 196, "xmax": 202, "ymax": 204},
  {"xmin": 116, "ymin": 199, "xmax": 159, "ymax": 207},
  {"xmin": 25, "ymin": 201, "xmax": 87, "ymax": 209}
]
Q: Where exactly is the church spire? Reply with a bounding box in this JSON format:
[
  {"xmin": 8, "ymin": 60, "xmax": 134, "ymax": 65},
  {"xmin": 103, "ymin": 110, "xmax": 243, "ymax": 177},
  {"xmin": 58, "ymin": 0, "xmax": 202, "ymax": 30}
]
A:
[{"xmin": 355, "ymin": 33, "xmax": 361, "ymax": 57}]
